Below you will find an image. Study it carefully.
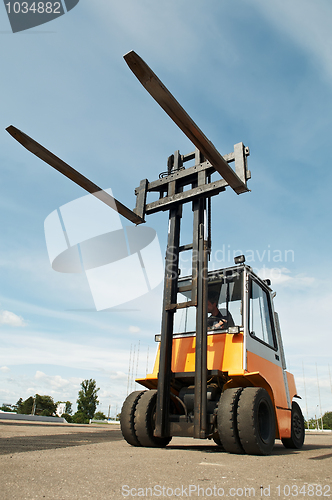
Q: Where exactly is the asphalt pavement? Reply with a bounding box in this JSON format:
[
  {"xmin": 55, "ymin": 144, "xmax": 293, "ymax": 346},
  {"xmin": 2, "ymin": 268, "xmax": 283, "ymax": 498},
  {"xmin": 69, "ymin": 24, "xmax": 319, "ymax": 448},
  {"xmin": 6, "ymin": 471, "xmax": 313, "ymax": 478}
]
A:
[{"xmin": 0, "ymin": 420, "xmax": 331, "ymax": 500}]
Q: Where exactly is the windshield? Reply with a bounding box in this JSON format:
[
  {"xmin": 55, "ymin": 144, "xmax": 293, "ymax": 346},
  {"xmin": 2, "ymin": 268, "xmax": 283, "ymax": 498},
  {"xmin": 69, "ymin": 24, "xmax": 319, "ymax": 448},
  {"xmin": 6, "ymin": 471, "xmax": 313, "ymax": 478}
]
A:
[{"xmin": 173, "ymin": 268, "xmax": 243, "ymax": 334}]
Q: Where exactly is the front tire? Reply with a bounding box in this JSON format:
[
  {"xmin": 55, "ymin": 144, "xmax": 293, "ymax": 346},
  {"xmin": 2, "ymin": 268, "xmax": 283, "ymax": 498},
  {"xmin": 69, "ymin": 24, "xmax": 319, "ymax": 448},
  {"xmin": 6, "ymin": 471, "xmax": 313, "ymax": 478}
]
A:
[
  {"xmin": 120, "ymin": 391, "xmax": 145, "ymax": 446},
  {"xmin": 237, "ymin": 387, "xmax": 276, "ymax": 455},
  {"xmin": 217, "ymin": 387, "xmax": 244, "ymax": 454},
  {"xmin": 282, "ymin": 401, "xmax": 305, "ymax": 449},
  {"xmin": 134, "ymin": 390, "xmax": 172, "ymax": 447}
]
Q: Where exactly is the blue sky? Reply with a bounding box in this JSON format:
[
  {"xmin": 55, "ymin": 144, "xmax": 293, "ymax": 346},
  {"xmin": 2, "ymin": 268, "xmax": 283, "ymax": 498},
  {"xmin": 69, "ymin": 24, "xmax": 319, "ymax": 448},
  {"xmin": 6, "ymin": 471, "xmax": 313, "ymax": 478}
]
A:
[{"xmin": 0, "ymin": 0, "xmax": 331, "ymax": 422}]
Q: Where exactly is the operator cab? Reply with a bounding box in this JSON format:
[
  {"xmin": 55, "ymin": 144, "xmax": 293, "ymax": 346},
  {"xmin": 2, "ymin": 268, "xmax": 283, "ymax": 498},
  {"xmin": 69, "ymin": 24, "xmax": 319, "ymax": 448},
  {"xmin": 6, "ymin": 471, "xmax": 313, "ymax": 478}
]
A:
[{"xmin": 173, "ymin": 260, "xmax": 277, "ymax": 351}]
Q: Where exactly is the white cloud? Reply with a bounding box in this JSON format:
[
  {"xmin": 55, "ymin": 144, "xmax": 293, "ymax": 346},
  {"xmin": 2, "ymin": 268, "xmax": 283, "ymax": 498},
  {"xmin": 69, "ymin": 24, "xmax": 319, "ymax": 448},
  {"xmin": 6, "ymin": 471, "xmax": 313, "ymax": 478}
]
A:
[
  {"xmin": 0, "ymin": 366, "xmax": 10, "ymax": 373},
  {"xmin": 0, "ymin": 310, "xmax": 26, "ymax": 327},
  {"xmin": 18, "ymin": 372, "xmax": 83, "ymax": 400},
  {"xmin": 110, "ymin": 371, "xmax": 127, "ymax": 381},
  {"xmin": 129, "ymin": 326, "xmax": 140, "ymax": 333},
  {"xmin": 254, "ymin": 267, "xmax": 315, "ymax": 288},
  {"xmin": 0, "ymin": 332, "xmax": 131, "ymax": 372},
  {"xmin": 34, "ymin": 371, "xmax": 81, "ymax": 391}
]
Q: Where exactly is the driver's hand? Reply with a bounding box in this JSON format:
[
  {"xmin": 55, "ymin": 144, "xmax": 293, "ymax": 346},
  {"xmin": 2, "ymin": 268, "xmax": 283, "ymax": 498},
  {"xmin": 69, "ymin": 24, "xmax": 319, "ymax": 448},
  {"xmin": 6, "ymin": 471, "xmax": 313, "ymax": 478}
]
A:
[{"xmin": 215, "ymin": 320, "xmax": 226, "ymax": 329}]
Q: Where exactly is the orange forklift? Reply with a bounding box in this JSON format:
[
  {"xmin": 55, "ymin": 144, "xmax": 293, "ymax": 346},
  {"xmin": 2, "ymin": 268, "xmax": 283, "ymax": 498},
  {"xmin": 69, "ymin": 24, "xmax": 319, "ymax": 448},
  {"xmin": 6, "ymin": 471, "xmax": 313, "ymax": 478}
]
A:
[
  {"xmin": 122, "ymin": 260, "xmax": 305, "ymax": 455},
  {"xmin": 119, "ymin": 52, "xmax": 305, "ymax": 455},
  {"xmin": 5, "ymin": 51, "xmax": 304, "ymax": 456}
]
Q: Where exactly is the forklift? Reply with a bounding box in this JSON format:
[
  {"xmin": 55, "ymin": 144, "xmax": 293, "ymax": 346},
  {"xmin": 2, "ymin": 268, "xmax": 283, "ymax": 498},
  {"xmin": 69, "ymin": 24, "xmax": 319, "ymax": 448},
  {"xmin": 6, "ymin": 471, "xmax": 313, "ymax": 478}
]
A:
[
  {"xmin": 119, "ymin": 52, "xmax": 305, "ymax": 455},
  {"xmin": 6, "ymin": 51, "xmax": 305, "ymax": 456}
]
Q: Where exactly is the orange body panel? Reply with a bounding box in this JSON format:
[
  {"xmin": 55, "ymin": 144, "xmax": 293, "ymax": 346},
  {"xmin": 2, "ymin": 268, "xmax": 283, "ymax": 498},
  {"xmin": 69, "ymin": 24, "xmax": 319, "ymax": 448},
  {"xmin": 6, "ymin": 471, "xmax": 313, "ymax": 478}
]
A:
[
  {"xmin": 224, "ymin": 372, "xmax": 274, "ymax": 396},
  {"xmin": 141, "ymin": 337, "xmax": 291, "ymax": 410},
  {"xmin": 276, "ymin": 407, "xmax": 292, "ymax": 439},
  {"xmin": 286, "ymin": 371, "xmax": 298, "ymax": 400},
  {"xmin": 246, "ymin": 351, "xmax": 288, "ymax": 409},
  {"xmin": 137, "ymin": 333, "xmax": 295, "ymax": 440},
  {"xmin": 170, "ymin": 332, "xmax": 243, "ymax": 374},
  {"xmin": 139, "ymin": 333, "xmax": 243, "ymax": 389}
]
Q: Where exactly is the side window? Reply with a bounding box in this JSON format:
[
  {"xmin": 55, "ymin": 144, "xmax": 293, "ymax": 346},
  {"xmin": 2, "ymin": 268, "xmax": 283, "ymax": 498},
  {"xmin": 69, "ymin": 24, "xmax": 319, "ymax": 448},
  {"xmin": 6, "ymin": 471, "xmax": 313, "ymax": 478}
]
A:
[
  {"xmin": 207, "ymin": 272, "xmax": 243, "ymax": 331},
  {"xmin": 249, "ymin": 280, "xmax": 276, "ymax": 349},
  {"xmin": 174, "ymin": 299, "xmax": 196, "ymax": 334}
]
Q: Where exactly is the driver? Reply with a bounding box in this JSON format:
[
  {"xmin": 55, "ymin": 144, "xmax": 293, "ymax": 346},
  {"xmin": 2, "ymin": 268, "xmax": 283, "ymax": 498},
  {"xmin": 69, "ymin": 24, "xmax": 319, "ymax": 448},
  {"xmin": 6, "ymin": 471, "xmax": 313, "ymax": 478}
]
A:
[{"xmin": 207, "ymin": 290, "xmax": 234, "ymax": 330}]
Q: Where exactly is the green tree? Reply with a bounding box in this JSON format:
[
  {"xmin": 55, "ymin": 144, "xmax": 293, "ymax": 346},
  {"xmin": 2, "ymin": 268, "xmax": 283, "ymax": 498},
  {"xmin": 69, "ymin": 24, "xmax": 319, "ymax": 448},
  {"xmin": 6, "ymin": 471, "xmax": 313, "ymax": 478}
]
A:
[
  {"xmin": 0, "ymin": 404, "xmax": 14, "ymax": 412},
  {"xmin": 323, "ymin": 411, "xmax": 332, "ymax": 430},
  {"xmin": 15, "ymin": 395, "xmax": 57, "ymax": 416},
  {"xmin": 16, "ymin": 396, "xmax": 34, "ymax": 414},
  {"xmin": 34, "ymin": 395, "xmax": 57, "ymax": 416},
  {"xmin": 61, "ymin": 413, "xmax": 73, "ymax": 423},
  {"xmin": 65, "ymin": 401, "xmax": 72, "ymax": 415},
  {"xmin": 14, "ymin": 398, "xmax": 23, "ymax": 413},
  {"xmin": 72, "ymin": 411, "xmax": 89, "ymax": 424},
  {"xmin": 306, "ymin": 418, "xmax": 319, "ymax": 429},
  {"xmin": 76, "ymin": 379, "xmax": 100, "ymax": 419},
  {"xmin": 94, "ymin": 411, "xmax": 106, "ymax": 420}
]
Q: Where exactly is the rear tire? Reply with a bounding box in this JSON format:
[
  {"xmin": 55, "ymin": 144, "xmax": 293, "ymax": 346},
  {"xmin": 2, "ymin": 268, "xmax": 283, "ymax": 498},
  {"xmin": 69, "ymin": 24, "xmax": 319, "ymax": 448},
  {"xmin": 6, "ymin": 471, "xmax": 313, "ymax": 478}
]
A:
[
  {"xmin": 120, "ymin": 391, "xmax": 145, "ymax": 446},
  {"xmin": 134, "ymin": 390, "xmax": 172, "ymax": 447},
  {"xmin": 282, "ymin": 402, "xmax": 305, "ymax": 449},
  {"xmin": 217, "ymin": 387, "xmax": 244, "ymax": 454},
  {"xmin": 237, "ymin": 387, "xmax": 275, "ymax": 455}
]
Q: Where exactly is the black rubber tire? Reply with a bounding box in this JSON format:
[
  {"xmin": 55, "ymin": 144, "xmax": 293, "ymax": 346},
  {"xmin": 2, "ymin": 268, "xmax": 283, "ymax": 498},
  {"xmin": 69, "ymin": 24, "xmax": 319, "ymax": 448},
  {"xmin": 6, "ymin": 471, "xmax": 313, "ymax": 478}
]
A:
[
  {"xmin": 217, "ymin": 387, "xmax": 244, "ymax": 454},
  {"xmin": 120, "ymin": 391, "xmax": 145, "ymax": 446},
  {"xmin": 237, "ymin": 387, "xmax": 276, "ymax": 455},
  {"xmin": 134, "ymin": 390, "xmax": 172, "ymax": 447},
  {"xmin": 282, "ymin": 401, "xmax": 305, "ymax": 449},
  {"xmin": 212, "ymin": 431, "xmax": 224, "ymax": 449}
]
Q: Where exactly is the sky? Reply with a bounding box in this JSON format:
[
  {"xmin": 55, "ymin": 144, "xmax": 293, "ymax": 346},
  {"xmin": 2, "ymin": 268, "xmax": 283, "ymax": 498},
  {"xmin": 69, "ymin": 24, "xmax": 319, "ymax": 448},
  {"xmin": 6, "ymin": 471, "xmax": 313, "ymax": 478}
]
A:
[{"xmin": 0, "ymin": 0, "xmax": 331, "ymax": 423}]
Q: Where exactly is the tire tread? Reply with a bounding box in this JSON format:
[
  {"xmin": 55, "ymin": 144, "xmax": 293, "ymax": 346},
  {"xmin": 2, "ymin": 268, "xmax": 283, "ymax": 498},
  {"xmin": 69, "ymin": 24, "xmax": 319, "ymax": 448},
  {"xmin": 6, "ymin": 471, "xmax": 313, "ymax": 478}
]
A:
[
  {"xmin": 134, "ymin": 390, "xmax": 171, "ymax": 448},
  {"xmin": 120, "ymin": 390, "xmax": 145, "ymax": 446},
  {"xmin": 217, "ymin": 387, "xmax": 244, "ymax": 454},
  {"xmin": 237, "ymin": 387, "xmax": 275, "ymax": 455},
  {"xmin": 282, "ymin": 401, "xmax": 305, "ymax": 449}
]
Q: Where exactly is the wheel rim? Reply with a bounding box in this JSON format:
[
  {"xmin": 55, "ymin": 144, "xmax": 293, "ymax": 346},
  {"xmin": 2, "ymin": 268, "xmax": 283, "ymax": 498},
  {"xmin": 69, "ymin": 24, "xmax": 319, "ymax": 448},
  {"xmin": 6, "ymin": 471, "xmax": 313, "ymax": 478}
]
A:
[
  {"xmin": 293, "ymin": 412, "xmax": 303, "ymax": 440},
  {"xmin": 258, "ymin": 401, "xmax": 271, "ymax": 442}
]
